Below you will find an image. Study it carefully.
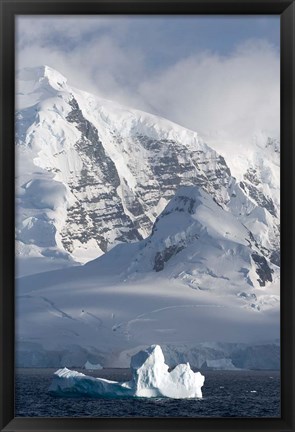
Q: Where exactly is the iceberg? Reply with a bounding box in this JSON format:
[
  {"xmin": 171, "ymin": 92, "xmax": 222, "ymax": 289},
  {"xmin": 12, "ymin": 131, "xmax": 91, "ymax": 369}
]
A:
[
  {"xmin": 203, "ymin": 358, "xmax": 237, "ymax": 370},
  {"xmin": 49, "ymin": 344, "xmax": 205, "ymax": 399},
  {"xmin": 129, "ymin": 345, "xmax": 204, "ymax": 398},
  {"xmin": 84, "ymin": 360, "xmax": 103, "ymax": 370}
]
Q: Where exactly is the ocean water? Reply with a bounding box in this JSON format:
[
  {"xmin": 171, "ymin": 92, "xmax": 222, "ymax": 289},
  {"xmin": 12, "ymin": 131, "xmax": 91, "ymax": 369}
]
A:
[{"xmin": 15, "ymin": 368, "xmax": 280, "ymax": 418}]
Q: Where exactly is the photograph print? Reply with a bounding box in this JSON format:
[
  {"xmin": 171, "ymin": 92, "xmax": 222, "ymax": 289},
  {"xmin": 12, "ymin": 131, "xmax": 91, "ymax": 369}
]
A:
[{"xmin": 15, "ymin": 14, "xmax": 280, "ymax": 418}]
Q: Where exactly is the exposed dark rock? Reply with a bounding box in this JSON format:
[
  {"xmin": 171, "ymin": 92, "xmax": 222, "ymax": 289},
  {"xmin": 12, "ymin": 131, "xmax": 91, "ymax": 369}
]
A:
[
  {"xmin": 237, "ymin": 291, "xmax": 257, "ymax": 301},
  {"xmin": 270, "ymin": 250, "xmax": 280, "ymax": 267},
  {"xmin": 251, "ymin": 253, "xmax": 273, "ymax": 286},
  {"xmin": 244, "ymin": 168, "xmax": 260, "ymax": 186},
  {"xmin": 61, "ymin": 97, "xmax": 142, "ymax": 253},
  {"xmin": 154, "ymin": 244, "xmax": 185, "ymax": 272},
  {"xmin": 243, "ymin": 181, "xmax": 277, "ymax": 217}
]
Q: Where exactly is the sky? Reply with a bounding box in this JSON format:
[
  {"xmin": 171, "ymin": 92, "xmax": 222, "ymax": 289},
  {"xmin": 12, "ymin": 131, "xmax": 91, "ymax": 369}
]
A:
[{"xmin": 16, "ymin": 15, "xmax": 280, "ymax": 156}]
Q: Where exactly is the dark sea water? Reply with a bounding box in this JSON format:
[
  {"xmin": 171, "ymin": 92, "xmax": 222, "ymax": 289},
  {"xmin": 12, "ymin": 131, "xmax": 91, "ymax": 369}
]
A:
[{"xmin": 15, "ymin": 368, "xmax": 280, "ymax": 418}]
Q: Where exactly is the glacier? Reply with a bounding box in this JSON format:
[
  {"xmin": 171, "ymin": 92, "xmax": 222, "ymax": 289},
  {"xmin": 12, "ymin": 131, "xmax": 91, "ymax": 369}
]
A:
[{"xmin": 49, "ymin": 345, "xmax": 205, "ymax": 399}]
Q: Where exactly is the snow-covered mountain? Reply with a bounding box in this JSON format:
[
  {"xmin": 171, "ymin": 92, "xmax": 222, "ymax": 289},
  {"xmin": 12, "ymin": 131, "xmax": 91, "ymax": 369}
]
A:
[
  {"xmin": 118, "ymin": 186, "xmax": 278, "ymax": 295},
  {"xmin": 16, "ymin": 185, "xmax": 279, "ymax": 368},
  {"xmin": 16, "ymin": 65, "xmax": 279, "ymax": 269},
  {"xmin": 15, "ymin": 66, "xmax": 280, "ymax": 368}
]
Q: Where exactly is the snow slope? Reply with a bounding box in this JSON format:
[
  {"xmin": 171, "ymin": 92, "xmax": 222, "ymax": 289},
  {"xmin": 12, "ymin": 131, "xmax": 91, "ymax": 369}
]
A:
[
  {"xmin": 120, "ymin": 186, "xmax": 278, "ymax": 293},
  {"xmin": 16, "ymin": 263, "xmax": 279, "ymax": 369},
  {"xmin": 16, "ymin": 186, "xmax": 279, "ymax": 369}
]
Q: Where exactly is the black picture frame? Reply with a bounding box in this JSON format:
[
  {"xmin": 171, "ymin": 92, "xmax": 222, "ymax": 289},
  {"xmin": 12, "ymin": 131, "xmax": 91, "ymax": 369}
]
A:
[{"xmin": 0, "ymin": 0, "xmax": 294, "ymax": 431}]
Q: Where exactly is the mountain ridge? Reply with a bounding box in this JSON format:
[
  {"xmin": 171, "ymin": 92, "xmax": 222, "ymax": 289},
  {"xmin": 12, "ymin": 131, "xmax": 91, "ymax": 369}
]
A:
[{"xmin": 16, "ymin": 65, "xmax": 280, "ymax": 269}]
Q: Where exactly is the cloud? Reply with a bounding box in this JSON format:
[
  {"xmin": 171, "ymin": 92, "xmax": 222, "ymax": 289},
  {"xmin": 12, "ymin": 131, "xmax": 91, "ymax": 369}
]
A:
[
  {"xmin": 138, "ymin": 39, "xmax": 280, "ymax": 154},
  {"xmin": 16, "ymin": 17, "xmax": 280, "ymax": 159},
  {"xmin": 16, "ymin": 16, "xmax": 117, "ymax": 47},
  {"xmin": 16, "ymin": 16, "xmax": 147, "ymax": 107}
]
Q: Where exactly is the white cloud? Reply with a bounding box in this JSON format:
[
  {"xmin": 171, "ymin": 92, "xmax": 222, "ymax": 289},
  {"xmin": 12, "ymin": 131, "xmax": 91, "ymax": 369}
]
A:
[
  {"xmin": 16, "ymin": 16, "xmax": 117, "ymax": 46},
  {"xmin": 138, "ymin": 39, "xmax": 280, "ymax": 157},
  {"xmin": 16, "ymin": 17, "xmax": 280, "ymax": 161},
  {"xmin": 16, "ymin": 17, "xmax": 147, "ymax": 107}
]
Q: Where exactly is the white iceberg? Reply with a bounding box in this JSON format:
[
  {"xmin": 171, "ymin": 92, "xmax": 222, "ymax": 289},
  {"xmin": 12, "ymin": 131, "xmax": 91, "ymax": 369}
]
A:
[
  {"xmin": 84, "ymin": 360, "xmax": 103, "ymax": 370},
  {"xmin": 49, "ymin": 344, "xmax": 205, "ymax": 399},
  {"xmin": 204, "ymin": 358, "xmax": 237, "ymax": 370}
]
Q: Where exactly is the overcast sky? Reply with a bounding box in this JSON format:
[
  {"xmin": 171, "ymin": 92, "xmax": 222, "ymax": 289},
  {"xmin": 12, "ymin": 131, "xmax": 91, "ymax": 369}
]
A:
[{"xmin": 16, "ymin": 15, "xmax": 280, "ymax": 155}]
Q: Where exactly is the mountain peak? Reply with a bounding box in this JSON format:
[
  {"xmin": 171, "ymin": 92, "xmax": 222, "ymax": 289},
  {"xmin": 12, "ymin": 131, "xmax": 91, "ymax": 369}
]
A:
[
  {"xmin": 16, "ymin": 65, "xmax": 69, "ymax": 109},
  {"xmin": 43, "ymin": 65, "xmax": 68, "ymax": 86},
  {"xmin": 17, "ymin": 65, "xmax": 68, "ymax": 86},
  {"xmin": 161, "ymin": 186, "xmax": 206, "ymax": 216}
]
